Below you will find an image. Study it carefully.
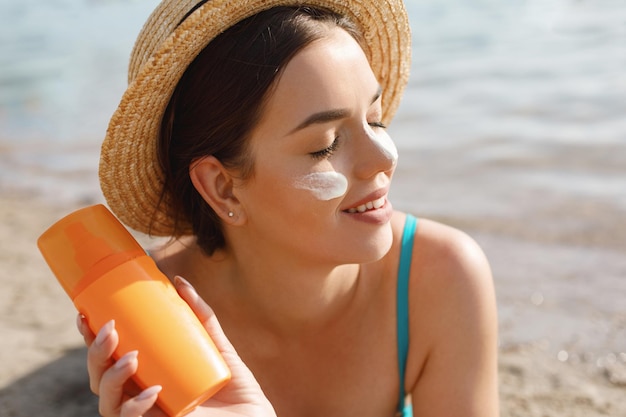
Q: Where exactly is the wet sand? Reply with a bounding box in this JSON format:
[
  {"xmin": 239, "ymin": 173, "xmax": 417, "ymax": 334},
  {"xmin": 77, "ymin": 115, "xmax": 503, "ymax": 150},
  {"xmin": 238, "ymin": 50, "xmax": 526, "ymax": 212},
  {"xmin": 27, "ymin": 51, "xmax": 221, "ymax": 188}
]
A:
[{"xmin": 1, "ymin": 139, "xmax": 625, "ymax": 416}]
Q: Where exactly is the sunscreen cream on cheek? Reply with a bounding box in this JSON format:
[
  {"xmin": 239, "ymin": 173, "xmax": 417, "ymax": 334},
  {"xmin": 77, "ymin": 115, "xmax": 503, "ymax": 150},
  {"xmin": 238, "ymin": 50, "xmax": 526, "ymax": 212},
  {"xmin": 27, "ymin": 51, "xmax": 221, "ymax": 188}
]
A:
[{"xmin": 293, "ymin": 171, "xmax": 348, "ymax": 200}]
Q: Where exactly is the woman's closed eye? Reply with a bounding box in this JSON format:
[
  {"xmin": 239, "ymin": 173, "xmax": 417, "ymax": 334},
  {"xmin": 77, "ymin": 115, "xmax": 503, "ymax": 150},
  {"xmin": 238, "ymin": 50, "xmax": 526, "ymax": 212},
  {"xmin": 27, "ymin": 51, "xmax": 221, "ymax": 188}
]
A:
[
  {"xmin": 310, "ymin": 137, "xmax": 340, "ymax": 159},
  {"xmin": 308, "ymin": 119, "xmax": 385, "ymax": 160},
  {"xmin": 368, "ymin": 121, "xmax": 387, "ymax": 129}
]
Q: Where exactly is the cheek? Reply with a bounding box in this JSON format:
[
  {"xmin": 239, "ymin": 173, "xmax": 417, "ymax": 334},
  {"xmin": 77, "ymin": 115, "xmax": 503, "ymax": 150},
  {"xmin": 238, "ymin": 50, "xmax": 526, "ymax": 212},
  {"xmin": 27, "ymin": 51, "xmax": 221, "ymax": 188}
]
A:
[{"xmin": 292, "ymin": 171, "xmax": 348, "ymax": 201}]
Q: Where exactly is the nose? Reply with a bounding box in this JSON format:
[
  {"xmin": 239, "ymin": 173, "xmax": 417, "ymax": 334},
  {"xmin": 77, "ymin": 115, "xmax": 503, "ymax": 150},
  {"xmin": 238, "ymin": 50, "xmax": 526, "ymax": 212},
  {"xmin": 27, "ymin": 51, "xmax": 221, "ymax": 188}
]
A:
[{"xmin": 352, "ymin": 125, "xmax": 398, "ymax": 179}]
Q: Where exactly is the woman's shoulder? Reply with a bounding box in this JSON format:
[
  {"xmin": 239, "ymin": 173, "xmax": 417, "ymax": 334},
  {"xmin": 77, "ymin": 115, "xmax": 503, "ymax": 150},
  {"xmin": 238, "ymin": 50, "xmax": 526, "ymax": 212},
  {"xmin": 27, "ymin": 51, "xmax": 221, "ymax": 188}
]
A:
[
  {"xmin": 147, "ymin": 236, "xmax": 204, "ymax": 281},
  {"xmin": 390, "ymin": 211, "xmax": 492, "ymax": 289},
  {"xmin": 391, "ymin": 212, "xmax": 498, "ymax": 409},
  {"xmin": 389, "ymin": 210, "xmax": 496, "ymax": 353}
]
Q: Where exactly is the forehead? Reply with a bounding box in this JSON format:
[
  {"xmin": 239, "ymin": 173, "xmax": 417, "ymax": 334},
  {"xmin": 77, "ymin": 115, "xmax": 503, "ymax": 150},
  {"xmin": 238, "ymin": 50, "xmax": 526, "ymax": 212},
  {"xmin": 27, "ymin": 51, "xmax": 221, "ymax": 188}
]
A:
[{"xmin": 257, "ymin": 27, "xmax": 380, "ymax": 131}]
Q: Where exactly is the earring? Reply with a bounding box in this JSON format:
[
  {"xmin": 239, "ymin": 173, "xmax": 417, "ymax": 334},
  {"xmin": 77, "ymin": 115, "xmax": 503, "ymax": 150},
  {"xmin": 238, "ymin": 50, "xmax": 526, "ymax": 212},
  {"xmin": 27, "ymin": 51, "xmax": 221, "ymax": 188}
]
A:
[{"xmin": 228, "ymin": 211, "xmax": 234, "ymax": 218}]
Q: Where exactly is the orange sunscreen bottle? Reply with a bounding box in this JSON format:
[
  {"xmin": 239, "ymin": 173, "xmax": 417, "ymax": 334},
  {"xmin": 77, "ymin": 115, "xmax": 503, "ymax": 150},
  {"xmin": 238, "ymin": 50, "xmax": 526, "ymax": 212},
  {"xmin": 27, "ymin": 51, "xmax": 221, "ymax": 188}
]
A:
[{"xmin": 37, "ymin": 204, "xmax": 231, "ymax": 417}]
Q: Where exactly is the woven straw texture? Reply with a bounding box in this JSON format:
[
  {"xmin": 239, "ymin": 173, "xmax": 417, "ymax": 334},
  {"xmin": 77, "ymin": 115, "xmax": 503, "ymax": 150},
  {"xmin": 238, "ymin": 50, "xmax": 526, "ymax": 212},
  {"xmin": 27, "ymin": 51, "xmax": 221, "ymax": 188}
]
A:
[{"xmin": 100, "ymin": 0, "xmax": 411, "ymax": 235}]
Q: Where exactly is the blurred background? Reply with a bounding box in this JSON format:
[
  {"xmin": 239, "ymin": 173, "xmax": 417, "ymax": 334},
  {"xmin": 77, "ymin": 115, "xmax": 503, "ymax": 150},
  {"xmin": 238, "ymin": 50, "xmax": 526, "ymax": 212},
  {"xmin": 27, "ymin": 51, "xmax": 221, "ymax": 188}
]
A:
[{"xmin": 0, "ymin": 0, "xmax": 625, "ymax": 415}]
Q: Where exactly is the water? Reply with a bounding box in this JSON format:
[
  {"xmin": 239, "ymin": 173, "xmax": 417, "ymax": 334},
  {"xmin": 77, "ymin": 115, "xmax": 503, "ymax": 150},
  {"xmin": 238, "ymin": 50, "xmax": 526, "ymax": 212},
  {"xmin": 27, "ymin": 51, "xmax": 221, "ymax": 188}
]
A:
[
  {"xmin": 1, "ymin": 0, "xmax": 625, "ymax": 372},
  {"xmin": 397, "ymin": 0, "xmax": 626, "ymax": 148},
  {"xmin": 1, "ymin": 1, "xmax": 624, "ymax": 153},
  {"xmin": 0, "ymin": 0, "xmax": 159, "ymax": 142}
]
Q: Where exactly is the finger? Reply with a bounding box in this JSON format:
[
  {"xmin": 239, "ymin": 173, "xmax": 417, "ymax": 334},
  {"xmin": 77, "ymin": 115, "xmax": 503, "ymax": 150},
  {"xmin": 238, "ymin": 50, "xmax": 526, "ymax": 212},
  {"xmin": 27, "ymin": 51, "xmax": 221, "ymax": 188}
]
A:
[
  {"xmin": 174, "ymin": 276, "xmax": 260, "ymax": 387},
  {"xmin": 87, "ymin": 320, "xmax": 118, "ymax": 395},
  {"xmin": 173, "ymin": 276, "xmax": 236, "ymax": 353},
  {"xmin": 119, "ymin": 385, "xmax": 162, "ymax": 417},
  {"xmin": 76, "ymin": 314, "xmax": 95, "ymax": 346},
  {"xmin": 98, "ymin": 350, "xmax": 139, "ymax": 417}
]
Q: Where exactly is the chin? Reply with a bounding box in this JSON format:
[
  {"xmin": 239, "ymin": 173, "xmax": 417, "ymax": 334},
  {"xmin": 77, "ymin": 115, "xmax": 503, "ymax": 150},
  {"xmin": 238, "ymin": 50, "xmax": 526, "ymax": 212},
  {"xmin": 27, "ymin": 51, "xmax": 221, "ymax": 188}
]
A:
[{"xmin": 341, "ymin": 223, "xmax": 394, "ymax": 264}]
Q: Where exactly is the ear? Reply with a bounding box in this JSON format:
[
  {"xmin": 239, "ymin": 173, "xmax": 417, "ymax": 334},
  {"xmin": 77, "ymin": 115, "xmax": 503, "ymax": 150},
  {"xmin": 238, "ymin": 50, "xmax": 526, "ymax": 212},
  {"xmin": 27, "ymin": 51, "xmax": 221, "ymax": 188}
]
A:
[{"xmin": 189, "ymin": 155, "xmax": 246, "ymax": 224}]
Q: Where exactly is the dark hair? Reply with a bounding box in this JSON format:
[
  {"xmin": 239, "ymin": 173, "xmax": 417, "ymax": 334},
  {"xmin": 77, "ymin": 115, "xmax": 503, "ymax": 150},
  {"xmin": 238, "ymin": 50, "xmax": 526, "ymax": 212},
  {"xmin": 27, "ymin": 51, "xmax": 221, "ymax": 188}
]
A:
[{"xmin": 158, "ymin": 6, "xmax": 363, "ymax": 255}]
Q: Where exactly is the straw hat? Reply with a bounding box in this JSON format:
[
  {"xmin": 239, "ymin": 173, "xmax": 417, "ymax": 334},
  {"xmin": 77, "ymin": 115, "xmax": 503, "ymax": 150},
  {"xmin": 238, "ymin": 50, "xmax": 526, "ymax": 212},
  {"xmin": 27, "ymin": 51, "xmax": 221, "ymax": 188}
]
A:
[{"xmin": 100, "ymin": 0, "xmax": 411, "ymax": 236}]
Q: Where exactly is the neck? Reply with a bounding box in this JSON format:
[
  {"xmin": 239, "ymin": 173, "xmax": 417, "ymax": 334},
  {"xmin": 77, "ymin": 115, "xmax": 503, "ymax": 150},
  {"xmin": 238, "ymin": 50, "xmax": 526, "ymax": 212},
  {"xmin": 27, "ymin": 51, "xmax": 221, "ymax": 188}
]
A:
[
  {"xmin": 180, "ymin": 238, "xmax": 363, "ymax": 337},
  {"xmin": 235, "ymin": 256, "xmax": 361, "ymax": 333}
]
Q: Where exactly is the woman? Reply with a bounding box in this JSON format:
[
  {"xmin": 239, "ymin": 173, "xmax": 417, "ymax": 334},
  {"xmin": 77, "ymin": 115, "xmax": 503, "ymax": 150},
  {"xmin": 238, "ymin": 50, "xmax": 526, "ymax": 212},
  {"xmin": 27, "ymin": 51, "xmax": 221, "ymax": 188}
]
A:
[{"xmin": 78, "ymin": 1, "xmax": 499, "ymax": 416}]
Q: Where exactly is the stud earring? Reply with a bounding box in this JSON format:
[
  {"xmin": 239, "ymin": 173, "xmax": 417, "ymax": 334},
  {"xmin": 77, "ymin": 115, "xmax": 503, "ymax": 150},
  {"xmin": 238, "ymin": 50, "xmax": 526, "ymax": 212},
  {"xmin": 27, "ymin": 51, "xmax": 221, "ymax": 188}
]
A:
[{"xmin": 228, "ymin": 211, "xmax": 234, "ymax": 218}]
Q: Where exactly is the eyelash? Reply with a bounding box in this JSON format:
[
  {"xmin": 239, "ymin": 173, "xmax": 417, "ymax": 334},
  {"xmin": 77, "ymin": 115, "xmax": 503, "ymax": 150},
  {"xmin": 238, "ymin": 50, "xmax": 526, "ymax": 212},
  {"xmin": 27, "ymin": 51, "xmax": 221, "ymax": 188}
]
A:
[
  {"xmin": 310, "ymin": 137, "xmax": 340, "ymax": 159},
  {"xmin": 369, "ymin": 121, "xmax": 387, "ymax": 129},
  {"xmin": 309, "ymin": 122, "xmax": 386, "ymax": 159}
]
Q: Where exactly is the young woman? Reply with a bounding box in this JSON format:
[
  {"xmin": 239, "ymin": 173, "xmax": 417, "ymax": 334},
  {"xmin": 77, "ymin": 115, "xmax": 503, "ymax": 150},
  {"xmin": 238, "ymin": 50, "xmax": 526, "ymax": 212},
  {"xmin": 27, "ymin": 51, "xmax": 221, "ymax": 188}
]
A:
[{"xmin": 77, "ymin": 1, "xmax": 499, "ymax": 416}]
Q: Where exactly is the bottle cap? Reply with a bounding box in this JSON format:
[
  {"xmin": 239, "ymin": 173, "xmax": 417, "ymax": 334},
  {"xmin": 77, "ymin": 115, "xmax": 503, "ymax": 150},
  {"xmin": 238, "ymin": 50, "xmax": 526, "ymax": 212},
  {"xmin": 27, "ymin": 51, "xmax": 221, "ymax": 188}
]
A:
[{"xmin": 37, "ymin": 204, "xmax": 146, "ymax": 299}]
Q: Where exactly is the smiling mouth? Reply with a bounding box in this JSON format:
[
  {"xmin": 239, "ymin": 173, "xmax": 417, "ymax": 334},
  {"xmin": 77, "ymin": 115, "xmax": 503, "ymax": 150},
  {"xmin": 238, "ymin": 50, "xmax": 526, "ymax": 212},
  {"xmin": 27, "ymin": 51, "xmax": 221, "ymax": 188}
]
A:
[{"xmin": 345, "ymin": 196, "xmax": 386, "ymax": 213}]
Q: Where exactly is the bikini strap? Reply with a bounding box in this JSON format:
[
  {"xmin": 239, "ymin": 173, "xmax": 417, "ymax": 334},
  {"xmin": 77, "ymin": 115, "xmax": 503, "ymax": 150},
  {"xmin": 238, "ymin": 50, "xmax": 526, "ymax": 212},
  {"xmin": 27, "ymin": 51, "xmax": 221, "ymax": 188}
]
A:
[{"xmin": 397, "ymin": 214, "xmax": 417, "ymax": 415}]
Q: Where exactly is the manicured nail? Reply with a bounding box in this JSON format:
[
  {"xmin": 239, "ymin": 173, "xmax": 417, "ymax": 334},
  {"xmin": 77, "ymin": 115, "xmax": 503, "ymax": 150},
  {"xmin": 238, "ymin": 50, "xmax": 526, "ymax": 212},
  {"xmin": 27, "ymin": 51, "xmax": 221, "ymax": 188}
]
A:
[
  {"xmin": 76, "ymin": 314, "xmax": 86, "ymax": 333},
  {"xmin": 114, "ymin": 350, "xmax": 139, "ymax": 370},
  {"xmin": 95, "ymin": 320, "xmax": 115, "ymax": 346},
  {"xmin": 174, "ymin": 275, "xmax": 192, "ymax": 288},
  {"xmin": 135, "ymin": 385, "xmax": 162, "ymax": 401}
]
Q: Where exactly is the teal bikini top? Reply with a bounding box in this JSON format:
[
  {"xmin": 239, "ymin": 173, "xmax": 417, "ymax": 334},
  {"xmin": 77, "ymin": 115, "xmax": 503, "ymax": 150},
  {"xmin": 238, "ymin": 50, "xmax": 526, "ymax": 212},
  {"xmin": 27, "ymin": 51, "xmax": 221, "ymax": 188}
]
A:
[{"xmin": 396, "ymin": 214, "xmax": 417, "ymax": 417}]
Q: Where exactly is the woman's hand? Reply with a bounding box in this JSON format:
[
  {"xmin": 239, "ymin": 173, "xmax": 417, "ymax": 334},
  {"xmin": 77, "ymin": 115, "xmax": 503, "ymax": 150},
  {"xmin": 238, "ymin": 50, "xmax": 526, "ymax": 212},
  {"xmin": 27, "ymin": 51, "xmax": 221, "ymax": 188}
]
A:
[{"xmin": 77, "ymin": 276, "xmax": 276, "ymax": 417}]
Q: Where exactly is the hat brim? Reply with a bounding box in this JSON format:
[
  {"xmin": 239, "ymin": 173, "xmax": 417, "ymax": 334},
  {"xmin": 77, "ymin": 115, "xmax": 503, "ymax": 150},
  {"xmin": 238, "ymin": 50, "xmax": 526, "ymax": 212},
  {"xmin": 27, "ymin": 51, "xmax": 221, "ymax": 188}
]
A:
[{"xmin": 100, "ymin": 0, "xmax": 411, "ymax": 236}]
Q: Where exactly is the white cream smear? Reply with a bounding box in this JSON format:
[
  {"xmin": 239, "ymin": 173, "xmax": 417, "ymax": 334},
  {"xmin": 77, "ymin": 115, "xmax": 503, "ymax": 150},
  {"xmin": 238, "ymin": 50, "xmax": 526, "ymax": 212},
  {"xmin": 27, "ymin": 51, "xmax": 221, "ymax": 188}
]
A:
[
  {"xmin": 293, "ymin": 171, "xmax": 348, "ymax": 201},
  {"xmin": 369, "ymin": 129, "xmax": 398, "ymax": 165}
]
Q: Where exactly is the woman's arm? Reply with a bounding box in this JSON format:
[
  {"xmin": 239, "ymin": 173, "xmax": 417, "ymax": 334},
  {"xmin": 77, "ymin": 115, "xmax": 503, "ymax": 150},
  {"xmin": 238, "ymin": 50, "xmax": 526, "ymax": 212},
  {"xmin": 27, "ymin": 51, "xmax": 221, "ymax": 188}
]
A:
[{"xmin": 406, "ymin": 220, "xmax": 499, "ymax": 417}]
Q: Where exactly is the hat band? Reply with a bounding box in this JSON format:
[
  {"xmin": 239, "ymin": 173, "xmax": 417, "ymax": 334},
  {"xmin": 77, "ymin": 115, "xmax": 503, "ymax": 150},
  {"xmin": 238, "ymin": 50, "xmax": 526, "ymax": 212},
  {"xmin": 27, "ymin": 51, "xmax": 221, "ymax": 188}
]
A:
[{"xmin": 178, "ymin": 0, "xmax": 208, "ymax": 28}]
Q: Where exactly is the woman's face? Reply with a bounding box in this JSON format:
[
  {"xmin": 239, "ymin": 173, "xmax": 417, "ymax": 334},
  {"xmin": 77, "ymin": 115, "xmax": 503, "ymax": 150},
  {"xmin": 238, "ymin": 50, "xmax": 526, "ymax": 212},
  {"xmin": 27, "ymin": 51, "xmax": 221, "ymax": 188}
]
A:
[{"xmin": 234, "ymin": 26, "xmax": 398, "ymax": 265}]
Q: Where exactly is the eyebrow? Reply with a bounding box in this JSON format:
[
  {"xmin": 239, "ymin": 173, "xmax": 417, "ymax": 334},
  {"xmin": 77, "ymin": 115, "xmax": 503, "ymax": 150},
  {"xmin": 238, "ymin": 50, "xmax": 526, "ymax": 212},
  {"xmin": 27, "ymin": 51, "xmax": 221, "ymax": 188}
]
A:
[{"xmin": 289, "ymin": 86, "xmax": 383, "ymax": 134}]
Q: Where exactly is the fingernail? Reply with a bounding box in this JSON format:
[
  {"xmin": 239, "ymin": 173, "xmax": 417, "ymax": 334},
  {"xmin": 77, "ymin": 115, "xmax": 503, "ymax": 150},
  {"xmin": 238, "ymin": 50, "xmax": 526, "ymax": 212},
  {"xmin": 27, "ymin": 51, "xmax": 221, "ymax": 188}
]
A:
[
  {"xmin": 135, "ymin": 385, "xmax": 162, "ymax": 401},
  {"xmin": 174, "ymin": 275, "xmax": 191, "ymax": 287},
  {"xmin": 76, "ymin": 314, "xmax": 86, "ymax": 333},
  {"xmin": 95, "ymin": 320, "xmax": 115, "ymax": 346},
  {"xmin": 174, "ymin": 275, "xmax": 197, "ymax": 293},
  {"xmin": 114, "ymin": 350, "xmax": 139, "ymax": 370}
]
